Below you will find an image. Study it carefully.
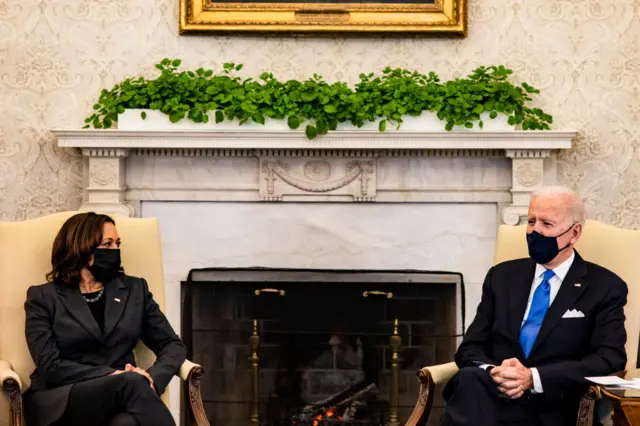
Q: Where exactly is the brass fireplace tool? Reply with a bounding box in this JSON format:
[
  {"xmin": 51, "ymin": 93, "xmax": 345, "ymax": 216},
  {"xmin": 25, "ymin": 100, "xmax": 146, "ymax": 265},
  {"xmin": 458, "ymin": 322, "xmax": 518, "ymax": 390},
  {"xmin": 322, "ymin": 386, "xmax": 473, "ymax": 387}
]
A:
[
  {"xmin": 388, "ymin": 318, "xmax": 402, "ymax": 426},
  {"xmin": 249, "ymin": 319, "xmax": 261, "ymax": 424}
]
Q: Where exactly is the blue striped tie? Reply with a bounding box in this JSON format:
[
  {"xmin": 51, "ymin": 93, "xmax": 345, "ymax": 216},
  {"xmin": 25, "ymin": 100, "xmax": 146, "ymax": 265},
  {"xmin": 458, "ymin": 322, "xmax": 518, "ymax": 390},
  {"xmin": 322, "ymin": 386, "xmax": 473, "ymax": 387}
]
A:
[{"xmin": 519, "ymin": 269, "xmax": 555, "ymax": 358}]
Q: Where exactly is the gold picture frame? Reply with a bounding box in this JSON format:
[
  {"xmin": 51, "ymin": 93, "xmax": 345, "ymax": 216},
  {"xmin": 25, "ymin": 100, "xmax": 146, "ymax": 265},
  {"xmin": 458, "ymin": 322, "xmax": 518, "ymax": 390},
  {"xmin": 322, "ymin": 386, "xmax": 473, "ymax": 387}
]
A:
[{"xmin": 179, "ymin": 0, "xmax": 466, "ymax": 35}]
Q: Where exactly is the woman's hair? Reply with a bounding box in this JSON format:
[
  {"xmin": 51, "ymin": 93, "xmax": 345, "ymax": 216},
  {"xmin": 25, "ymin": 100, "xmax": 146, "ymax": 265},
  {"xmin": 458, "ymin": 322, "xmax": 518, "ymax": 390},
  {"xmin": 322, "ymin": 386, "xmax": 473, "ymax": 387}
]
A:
[{"xmin": 46, "ymin": 212, "xmax": 116, "ymax": 286}]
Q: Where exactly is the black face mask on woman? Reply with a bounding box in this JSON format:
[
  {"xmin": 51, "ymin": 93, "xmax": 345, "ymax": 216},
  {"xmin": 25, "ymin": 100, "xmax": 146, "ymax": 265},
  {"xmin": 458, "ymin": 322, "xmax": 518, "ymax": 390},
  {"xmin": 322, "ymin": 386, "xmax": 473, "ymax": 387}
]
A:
[
  {"xmin": 526, "ymin": 223, "xmax": 575, "ymax": 265},
  {"xmin": 88, "ymin": 248, "xmax": 121, "ymax": 284}
]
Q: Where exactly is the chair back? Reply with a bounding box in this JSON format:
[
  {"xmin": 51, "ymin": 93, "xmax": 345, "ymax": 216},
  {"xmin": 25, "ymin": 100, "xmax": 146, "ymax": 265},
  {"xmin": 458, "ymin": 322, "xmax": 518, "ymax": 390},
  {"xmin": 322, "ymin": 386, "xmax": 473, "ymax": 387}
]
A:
[
  {"xmin": 493, "ymin": 219, "xmax": 640, "ymax": 371},
  {"xmin": 0, "ymin": 211, "xmax": 169, "ymax": 423}
]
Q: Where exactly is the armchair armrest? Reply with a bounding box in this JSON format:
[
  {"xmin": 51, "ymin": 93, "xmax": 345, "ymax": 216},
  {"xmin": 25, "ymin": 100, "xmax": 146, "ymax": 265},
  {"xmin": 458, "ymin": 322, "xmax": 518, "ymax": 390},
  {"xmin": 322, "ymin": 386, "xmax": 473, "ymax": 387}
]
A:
[
  {"xmin": 179, "ymin": 359, "xmax": 201, "ymax": 382},
  {"xmin": 421, "ymin": 362, "xmax": 459, "ymax": 385},
  {"xmin": 0, "ymin": 360, "xmax": 22, "ymax": 392},
  {"xmin": 406, "ymin": 362, "xmax": 459, "ymax": 426},
  {"xmin": 404, "ymin": 362, "xmax": 602, "ymax": 426},
  {"xmin": 0, "ymin": 360, "xmax": 23, "ymax": 426},
  {"xmin": 178, "ymin": 359, "xmax": 210, "ymax": 426}
]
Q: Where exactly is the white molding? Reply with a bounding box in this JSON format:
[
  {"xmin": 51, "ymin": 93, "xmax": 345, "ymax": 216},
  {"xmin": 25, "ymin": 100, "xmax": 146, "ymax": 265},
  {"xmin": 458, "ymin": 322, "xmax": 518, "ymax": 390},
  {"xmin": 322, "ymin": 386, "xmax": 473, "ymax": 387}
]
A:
[
  {"xmin": 54, "ymin": 129, "xmax": 575, "ymax": 151},
  {"xmin": 53, "ymin": 129, "xmax": 576, "ymax": 222}
]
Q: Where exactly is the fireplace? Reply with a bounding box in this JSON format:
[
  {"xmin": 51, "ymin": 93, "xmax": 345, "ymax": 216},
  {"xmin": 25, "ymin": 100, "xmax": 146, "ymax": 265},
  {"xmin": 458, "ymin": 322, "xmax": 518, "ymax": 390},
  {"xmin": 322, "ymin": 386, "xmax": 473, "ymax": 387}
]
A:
[
  {"xmin": 53, "ymin": 127, "xmax": 574, "ymax": 421},
  {"xmin": 182, "ymin": 268, "xmax": 462, "ymax": 426}
]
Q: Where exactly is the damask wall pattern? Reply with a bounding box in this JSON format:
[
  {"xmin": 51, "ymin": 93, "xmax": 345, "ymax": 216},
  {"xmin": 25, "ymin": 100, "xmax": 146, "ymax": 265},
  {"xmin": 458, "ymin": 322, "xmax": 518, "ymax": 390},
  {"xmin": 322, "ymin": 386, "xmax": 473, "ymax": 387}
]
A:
[{"xmin": 0, "ymin": 0, "xmax": 638, "ymax": 225}]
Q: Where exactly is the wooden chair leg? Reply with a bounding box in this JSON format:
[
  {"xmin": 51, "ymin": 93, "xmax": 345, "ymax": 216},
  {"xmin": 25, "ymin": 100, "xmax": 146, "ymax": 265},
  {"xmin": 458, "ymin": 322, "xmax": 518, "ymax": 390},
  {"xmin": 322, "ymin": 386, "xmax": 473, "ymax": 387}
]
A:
[
  {"xmin": 406, "ymin": 369, "xmax": 436, "ymax": 426},
  {"xmin": 2, "ymin": 379, "xmax": 22, "ymax": 426},
  {"xmin": 185, "ymin": 366, "xmax": 210, "ymax": 426}
]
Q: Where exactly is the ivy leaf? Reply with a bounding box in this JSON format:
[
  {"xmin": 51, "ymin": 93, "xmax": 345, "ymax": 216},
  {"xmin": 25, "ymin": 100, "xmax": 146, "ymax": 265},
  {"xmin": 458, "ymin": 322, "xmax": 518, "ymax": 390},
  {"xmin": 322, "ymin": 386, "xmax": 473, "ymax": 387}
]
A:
[
  {"xmin": 215, "ymin": 111, "xmax": 224, "ymax": 123},
  {"xmin": 473, "ymin": 105, "xmax": 484, "ymax": 115},
  {"xmin": 305, "ymin": 125, "xmax": 318, "ymax": 140},
  {"xmin": 172, "ymin": 59, "xmax": 182, "ymax": 67},
  {"xmin": 489, "ymin": 111, "xmax": 498, "ymax": 119},
  {"xmin": 253, "ymin": 112, "xmax": 265, "ymax": 125},
  {"xmin": 316, "ymin": 119, "xmax": 328, "ymax": 135},
  {"xmin": 301, "ymin": 92, "xmax": 318, "ymax": 102},
  {"xmin": 324, "ymin": 104, "xmax": 337, "ymax": 113},
  {"xmin": 169, "ymin": 111, "xmax": 184, "ymax": 123},
  {"xmin": 287, "ymin": 116, "xmax": 301, "ymax": 129},
  {"xmin": 379, "ymin": 120, "xmax": 387, "ymax": 132},
  {"xmin": 141, "ymin": 111, "xmax": 147, "ymax": 120}
]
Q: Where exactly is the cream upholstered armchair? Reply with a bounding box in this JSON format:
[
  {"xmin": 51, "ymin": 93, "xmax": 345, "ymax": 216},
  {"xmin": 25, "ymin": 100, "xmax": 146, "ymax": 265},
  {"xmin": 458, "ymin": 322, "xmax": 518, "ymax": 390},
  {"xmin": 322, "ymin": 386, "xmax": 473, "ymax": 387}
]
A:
[
  {"xmin": 406, "ymin": 220, "xmax": 640, "ymax": 426},
  {"xmin": 0, "ymin": 212, "xmax": 210, "ymax": 426}
]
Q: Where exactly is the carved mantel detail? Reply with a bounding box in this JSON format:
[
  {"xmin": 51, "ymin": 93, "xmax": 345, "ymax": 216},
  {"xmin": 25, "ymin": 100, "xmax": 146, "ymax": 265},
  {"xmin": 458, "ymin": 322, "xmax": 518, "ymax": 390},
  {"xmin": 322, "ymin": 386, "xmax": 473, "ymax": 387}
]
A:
[
  {"xmin": 54, "ymin": 129, "xmax": 576, "ymax": 225},
  {"xmin": 503, "ymin": 149, "xmax": 551, "ymax": 225},
  {"xmin": 260, "ymin": 158, "xmax": 376, "ymax": 201}
]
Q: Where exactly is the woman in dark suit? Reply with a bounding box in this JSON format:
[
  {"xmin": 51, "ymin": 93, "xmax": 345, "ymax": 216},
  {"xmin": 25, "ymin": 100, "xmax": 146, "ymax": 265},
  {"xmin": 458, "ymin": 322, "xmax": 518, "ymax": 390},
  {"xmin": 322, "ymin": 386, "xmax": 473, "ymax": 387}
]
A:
[{"xmin": 23, "ymin": 212, "xmax": 186, "ymax": 426}]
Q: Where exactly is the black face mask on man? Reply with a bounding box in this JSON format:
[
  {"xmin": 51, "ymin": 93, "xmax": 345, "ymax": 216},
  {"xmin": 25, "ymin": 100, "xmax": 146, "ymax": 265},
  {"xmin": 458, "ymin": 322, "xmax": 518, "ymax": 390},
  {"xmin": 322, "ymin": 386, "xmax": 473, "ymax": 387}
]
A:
[
  {"xmin": 526, "ymin": 223, "xmax": 575, "ymax": 265},
  {"xmin": 88, "ymin": 248, "xmax": 122, "ymax": 284}
]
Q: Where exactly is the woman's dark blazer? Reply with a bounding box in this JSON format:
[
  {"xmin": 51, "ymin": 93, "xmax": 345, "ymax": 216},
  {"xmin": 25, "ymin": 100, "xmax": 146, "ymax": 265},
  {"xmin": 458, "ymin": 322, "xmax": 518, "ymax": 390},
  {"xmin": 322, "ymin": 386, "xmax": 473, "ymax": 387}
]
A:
[{"xmin": 22, "ymin": 275, "xmax": 187, "ymax": 426}]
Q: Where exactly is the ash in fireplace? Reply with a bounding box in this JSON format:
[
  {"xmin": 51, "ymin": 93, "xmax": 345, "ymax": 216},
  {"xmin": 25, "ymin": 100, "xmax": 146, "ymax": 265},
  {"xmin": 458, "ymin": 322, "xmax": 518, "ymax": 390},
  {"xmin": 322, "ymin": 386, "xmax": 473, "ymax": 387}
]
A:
[
  {"xmin": 295, "ymin": 382, "xmax": 382, "ymax": 425},
  {"xmin": 300, "ymin": 335, "xmax": 365, "ymax": 401},
  {"xmin": 291, "ymin": 336, "xmax": 387, "ymax": 426},
  {"xmin": 266, "ymin": 332, "xmax": 388, "ymax": 426}
]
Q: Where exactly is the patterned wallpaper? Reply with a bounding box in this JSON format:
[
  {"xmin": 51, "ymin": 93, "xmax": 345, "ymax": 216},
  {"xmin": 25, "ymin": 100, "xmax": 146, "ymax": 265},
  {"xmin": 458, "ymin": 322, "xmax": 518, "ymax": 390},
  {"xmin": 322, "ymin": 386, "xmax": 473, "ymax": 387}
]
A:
[{"xmin": 0, "ymin": 0, "xmax": 638, "ymax": 225}]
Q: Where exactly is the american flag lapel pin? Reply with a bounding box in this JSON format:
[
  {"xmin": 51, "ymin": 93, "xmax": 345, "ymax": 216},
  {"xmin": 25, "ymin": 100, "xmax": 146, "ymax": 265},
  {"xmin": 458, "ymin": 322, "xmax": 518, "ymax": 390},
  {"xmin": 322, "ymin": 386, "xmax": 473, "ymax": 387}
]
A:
[
  {"xmin": 114, "ymin": 298, "xmax": 121, "ymax": 302},
  {"xmin": 574, "ymin": 283, "xmax": 582, "ymax": 288}
]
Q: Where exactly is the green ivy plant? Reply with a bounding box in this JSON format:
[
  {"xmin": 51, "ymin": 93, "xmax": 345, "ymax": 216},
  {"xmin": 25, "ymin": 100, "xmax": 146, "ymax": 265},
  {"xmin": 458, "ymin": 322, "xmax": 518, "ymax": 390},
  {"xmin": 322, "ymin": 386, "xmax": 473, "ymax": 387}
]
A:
[{"xmin": 85, "ymin": 59, "xmax": 552, "ymax": 140}]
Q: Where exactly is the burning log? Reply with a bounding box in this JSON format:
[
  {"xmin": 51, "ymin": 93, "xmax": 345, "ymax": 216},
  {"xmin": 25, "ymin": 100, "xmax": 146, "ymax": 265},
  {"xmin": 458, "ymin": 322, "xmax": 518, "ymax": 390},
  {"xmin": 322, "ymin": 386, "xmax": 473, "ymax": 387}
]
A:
[
  {"xmin": 297, "ymin": 382, "xmax": 379, "ymax": 424},
  {"xmin": 334, "ymin": 383, "xmax": 378, "ymax": 409}
]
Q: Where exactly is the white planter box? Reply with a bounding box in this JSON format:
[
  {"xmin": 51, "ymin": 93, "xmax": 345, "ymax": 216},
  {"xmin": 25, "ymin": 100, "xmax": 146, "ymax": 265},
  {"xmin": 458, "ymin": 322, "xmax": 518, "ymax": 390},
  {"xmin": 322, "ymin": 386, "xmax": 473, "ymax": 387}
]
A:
[{"xmin": 117, "ymin": 109, "xmax": 514, "ymax": 132}]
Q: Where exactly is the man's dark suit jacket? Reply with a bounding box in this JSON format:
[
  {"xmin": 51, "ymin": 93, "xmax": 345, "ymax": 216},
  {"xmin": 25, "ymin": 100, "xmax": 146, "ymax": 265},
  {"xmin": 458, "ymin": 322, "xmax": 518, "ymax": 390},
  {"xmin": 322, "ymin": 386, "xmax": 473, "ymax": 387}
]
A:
[
  {"xmin": 23, "ymin": 275, "xmax": 187, "ymax": 426},
  {"xmin": 455, "ymin": 251, "xmax": 627, "ymax": 425}
]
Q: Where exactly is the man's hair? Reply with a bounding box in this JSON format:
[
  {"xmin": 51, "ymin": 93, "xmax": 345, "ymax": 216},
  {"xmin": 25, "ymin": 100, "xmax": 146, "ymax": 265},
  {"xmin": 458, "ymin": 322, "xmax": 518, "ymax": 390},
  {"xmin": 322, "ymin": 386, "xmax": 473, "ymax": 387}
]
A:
[{"xmin": 531, "ymin": 186, "xmax": 586, "ymax": 226}]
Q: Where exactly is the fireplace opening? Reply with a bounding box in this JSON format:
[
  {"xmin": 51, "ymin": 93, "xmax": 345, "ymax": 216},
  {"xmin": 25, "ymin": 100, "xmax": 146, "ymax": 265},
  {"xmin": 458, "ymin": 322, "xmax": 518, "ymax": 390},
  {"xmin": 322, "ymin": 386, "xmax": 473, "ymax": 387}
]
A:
[{"xmin": 182, "ymin": 269, "xmax": 463, "ymax": 426}]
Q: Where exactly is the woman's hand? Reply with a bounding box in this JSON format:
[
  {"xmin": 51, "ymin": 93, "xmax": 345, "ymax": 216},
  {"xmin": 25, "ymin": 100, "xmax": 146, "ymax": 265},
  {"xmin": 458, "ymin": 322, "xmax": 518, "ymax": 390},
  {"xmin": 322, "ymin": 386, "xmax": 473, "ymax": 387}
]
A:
[
  {"xmin": 125, "ymin": 363, "xmax": 156, "ymax": 392},
  {"xmin": 110, "ymin": 370, "xmax": 125, "ymax": 375}
]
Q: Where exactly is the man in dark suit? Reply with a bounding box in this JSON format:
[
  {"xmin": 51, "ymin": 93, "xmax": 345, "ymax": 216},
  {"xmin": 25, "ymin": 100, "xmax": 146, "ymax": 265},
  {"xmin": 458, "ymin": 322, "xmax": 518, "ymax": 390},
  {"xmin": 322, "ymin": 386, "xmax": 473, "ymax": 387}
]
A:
[{"xmin": 440, "ymin": 187, "xmax": 628, "ymax": 426}]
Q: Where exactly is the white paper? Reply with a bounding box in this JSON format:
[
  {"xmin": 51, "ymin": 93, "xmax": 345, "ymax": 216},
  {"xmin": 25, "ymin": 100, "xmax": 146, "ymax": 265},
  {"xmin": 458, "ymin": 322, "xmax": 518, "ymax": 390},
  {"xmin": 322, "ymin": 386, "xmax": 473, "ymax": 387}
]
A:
[
  {"xmin": 585, "ymin": 376, "xmax": 632, "ymax": 386},
  {"xmin": 620, "ymin": 379, "xmax": 640, "ymax": 390}
]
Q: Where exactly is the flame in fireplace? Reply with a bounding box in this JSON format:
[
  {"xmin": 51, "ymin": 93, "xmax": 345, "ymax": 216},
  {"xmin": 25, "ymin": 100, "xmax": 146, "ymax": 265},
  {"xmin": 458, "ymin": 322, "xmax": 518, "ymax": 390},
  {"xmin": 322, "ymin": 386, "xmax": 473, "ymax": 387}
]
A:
[{"xmin": 311, "ymin": 408, "xmax": 343, "ymax": 424}]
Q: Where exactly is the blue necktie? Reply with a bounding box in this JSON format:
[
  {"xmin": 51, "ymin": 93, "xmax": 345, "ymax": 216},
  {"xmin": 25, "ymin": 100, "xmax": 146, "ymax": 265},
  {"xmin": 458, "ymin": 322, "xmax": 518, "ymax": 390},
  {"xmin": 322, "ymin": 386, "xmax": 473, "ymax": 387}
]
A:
[{"xmin": 519, "ymin": 269, "xmax": 555, "ymax": 358}]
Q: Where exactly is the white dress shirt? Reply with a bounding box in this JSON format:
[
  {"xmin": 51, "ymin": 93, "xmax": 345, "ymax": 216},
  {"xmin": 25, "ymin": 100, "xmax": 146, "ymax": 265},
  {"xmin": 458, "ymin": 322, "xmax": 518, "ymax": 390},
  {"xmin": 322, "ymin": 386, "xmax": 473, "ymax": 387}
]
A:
[{"xmin": 480, "ymin": 250, "xmax": 575, "ymax": 394}]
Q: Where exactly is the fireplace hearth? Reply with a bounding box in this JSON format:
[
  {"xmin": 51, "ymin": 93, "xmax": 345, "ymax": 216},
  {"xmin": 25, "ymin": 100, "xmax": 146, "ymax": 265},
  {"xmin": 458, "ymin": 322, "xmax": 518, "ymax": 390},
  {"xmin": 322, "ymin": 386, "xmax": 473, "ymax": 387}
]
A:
[{"xmin": 182, "ymin": 268, "xmax": 462, "ymax": 426}]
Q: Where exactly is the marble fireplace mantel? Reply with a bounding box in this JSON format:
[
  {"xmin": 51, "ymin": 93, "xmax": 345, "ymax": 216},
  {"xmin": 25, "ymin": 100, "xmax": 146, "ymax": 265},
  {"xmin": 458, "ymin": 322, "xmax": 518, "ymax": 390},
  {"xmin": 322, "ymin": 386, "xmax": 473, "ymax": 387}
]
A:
[{"xmin": 54, "ymin": 129, "xmax": 576, "ymax": 225}]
